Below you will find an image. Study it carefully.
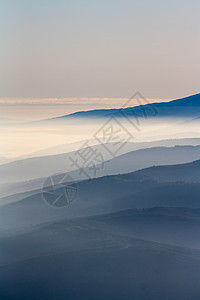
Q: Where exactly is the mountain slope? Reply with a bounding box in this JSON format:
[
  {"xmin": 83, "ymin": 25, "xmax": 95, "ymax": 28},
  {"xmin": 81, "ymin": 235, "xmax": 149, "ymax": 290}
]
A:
[
  {"xmin": 1, "ymin": 207, "xmax": 200, "ymax": 265},
  {"xmin": 133, "ymin": 160, "xmax": 200, "ymax": 182},
  {"xmin": 1, "ymin": 144, "xmax": 200, "ymax": 186},
  {"xmin": 1, "ymin": 171, "xmax": 200, "ymax": 230},
  {"xmin": 1, "ymin": 240, "xmax": 200, "ymax": 300},
  {"xmin": 0, "ymin": 142, "xmax": 128, "ymax": 184},
  {"xmin": 1, "ymin": 138, "xmax": 200, "ymax": 198},
  {"xmin": 0, "ymin": 207, "xmax": 200, "ymax": 300},
  {"xmin": 45, "ymin": 93, "xmax": 200, "ymax": 120}
]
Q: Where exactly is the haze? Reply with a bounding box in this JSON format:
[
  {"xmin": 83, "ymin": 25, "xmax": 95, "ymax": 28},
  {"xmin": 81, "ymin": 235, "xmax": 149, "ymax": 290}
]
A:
[{"xmin": 0, "ymin": 0, "xmax": 200, "ymax": 100}]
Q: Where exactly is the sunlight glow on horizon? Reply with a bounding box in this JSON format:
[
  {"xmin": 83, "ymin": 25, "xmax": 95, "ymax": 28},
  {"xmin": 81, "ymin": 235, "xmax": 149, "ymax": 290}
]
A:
[{"xmin": 0, "ymin": 97, "xmax": 170, "ymax": 120}]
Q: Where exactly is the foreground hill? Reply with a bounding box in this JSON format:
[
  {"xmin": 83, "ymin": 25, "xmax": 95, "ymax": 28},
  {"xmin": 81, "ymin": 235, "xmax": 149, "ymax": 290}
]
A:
[
  {"xmin": 0, "ymin": 207, "xmax": 200, "ymax": 300},
  {"xmin": 1, "ymin": 239, "xmax": 199, "ymax": 300},
  {"xmin": 1, "ymin": 207, "xmax": 200, "ymax": 264}
]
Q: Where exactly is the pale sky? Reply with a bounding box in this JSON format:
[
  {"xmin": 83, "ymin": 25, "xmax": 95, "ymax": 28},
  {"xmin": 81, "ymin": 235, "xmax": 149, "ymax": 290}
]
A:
[
  {"xmin": 0, "ymin": 97, "xmax": 170, "ymax": 120},
  {"xmin": 0, "ymin": 0, "xmax": 200, "ymax": 100}
]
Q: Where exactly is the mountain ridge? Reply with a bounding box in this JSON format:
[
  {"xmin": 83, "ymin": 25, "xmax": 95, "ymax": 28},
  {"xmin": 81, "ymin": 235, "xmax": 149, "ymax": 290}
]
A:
[{"xmin": 41, "ymin": 93, "xmax": 200, "ymax": 121}]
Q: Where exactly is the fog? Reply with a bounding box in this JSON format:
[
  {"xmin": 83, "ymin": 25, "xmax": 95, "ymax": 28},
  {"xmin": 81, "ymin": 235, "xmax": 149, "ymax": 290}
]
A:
[
  {"xmin": 1, "ymin": 115, "xmax": 200, "ymax": 300},
  {"xmin": 1, "ymin": 117, "xmax": 200, "ymax": 160}
]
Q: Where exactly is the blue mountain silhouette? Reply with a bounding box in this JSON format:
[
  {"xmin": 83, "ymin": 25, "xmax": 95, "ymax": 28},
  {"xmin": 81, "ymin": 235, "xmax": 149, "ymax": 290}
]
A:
[{"xmin": 52, "ymin": 93, "xmax": 200, "ymax": 120}]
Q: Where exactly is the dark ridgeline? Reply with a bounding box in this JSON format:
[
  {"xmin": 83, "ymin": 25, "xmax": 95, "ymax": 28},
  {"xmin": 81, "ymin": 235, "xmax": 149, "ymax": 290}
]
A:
[
  {"xmin": 45, "ymin": 93, "xmax": 200, "ymax": 120},
  {"xmin": 1, "ymin": 93, "xmax": 200, "ymax": 299},
  {"xmin": 0, "ymin": 207, "xmax": 200, "ymax": 300}
]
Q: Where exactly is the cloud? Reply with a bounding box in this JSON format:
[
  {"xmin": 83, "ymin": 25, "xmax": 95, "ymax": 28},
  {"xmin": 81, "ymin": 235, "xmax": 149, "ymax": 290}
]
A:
[{"xmin": 0, "ymin": 97, "xmax": 169, "ymax": 106}]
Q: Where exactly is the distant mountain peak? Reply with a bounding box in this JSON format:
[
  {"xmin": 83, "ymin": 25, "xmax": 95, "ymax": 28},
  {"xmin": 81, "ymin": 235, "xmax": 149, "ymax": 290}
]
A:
[{"xmin": 40, "ymin": 93, "xmax": 200, "ymax": 122}]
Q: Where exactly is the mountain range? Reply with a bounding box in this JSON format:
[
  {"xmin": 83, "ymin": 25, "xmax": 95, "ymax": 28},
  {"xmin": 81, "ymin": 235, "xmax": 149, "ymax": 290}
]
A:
[
  {"xmin": 1, "ymin": 144, "xmax": 200, "ymax": 186},
  {"xmin": 42, "ymin": 93, "xmax": 200, "ymax": 121},
  {"xmin": 1, "ymin": 159, "xmax": 200, "ymax": 230},
  {"xmin": 1, "ymin": 206, "xmax": 200, "ymax": 300},
  {"xmin": 1, "ymin": 93, "xmax": 200, "ymax": 300}
]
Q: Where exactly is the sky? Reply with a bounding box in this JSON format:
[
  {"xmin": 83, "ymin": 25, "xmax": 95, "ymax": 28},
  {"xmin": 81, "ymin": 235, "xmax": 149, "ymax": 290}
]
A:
[
  {"xmin": 0, "ymin": 97, "xmax": 171, "ymax": 120},
  {"xmin": 0, "ymin": 0, "xmax": 200, "ymax": 104}
]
